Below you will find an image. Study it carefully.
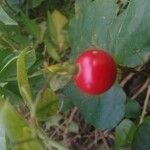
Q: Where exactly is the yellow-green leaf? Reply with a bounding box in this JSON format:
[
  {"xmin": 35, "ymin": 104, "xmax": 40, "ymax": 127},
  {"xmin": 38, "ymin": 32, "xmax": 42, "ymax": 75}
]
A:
[
  {"xmin": 17, "ymin": 49, "xmax": 32, "ymax": 105},
  {"xmin": 36, "ymin": 88, "xmax": 59, "ymax": 121},
  {"xmin": 45, "ymin": 40, "xmax": 61, "ymax": 62},
  {"xmin": 1, "ymin": 101, "xmax": 44, "ymax": 150},
  {"xmin": 47, "ymin": 10, "xmax": 69, "ymax": 51}
]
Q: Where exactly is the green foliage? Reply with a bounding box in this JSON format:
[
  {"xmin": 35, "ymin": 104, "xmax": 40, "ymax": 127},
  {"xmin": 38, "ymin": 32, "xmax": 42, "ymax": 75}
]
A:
[
  {"xmin": 20, "ymin": 12, "xmax": 42, "ymax": 41},
  {"xmin": 1, "ymin": 100, "xmax": 44, "ymax": 150},
  {"xmin": 132, "ymin": 116, "xmax": 150, "ymax": 150},
  {"xmin": 17, "ymin": 49, "xmax": 33, "ymax": 105},
  {"xmin": 35, "ymin": 88, "xmax": 59, "ymax": 121},
  {"xmin": 63, "ymin": 82, "xmax": 126, "ymax": 130},
  {"xmin": 115, "ymin": 119, "xmax": 137, "ymax": 150},
  {"xmin": 125, "ymin": 99, "xmax": 141, "ymax": 119},
  {"xmin": 69, "ymin": 0, "xmax": 150, "ymax": 67},
  {"xmin": 0, "ymin": 0, "xmax": 150, "ymax": 149}
]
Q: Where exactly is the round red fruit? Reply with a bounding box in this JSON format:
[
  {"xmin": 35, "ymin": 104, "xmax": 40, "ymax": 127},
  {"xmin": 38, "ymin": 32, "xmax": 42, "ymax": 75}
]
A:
[{"xmin": 74, "ymin": 49, "xmax": 117, "ymax": 95}]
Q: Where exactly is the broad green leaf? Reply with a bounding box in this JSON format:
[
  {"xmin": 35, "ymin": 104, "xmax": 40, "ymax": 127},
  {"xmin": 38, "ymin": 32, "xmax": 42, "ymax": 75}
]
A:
[
  {"xmin": 69, "ymin": 0, "xmax": 150, "ymax": 67},
  {"xmin": 69, "ymin": 0, "xmax": 117, "ymax": 60},
  {"xmin": 132, "ymin": 116, "xmax": 150, "ymax": 150},
  {"xmin": 0, "ymin": 100, "xmax": 44, "ymax": 150},
  {"xmin": 35, "ymin": 88, "xmax": 59, "ymax": 121},
  {"xmin": 115, "ymin": 119, "xmax": 137, "ymax": 150},
  {"xmin": 47, "ymin": 10, "xmax": 69, "ymax": 51},
  {"xmin": 125, "ymin": 99, "xmax": 141, "ymax": 119},
  {"xmin": 0, "ymin": 6, "xmax": 18, "ymax": 25},
  {"xmin": 17, "ymin": 49, "xmax": 32, "ymax": 105},
  {"xmin": 62, "ymin": 82, "xmax": 126, "ymax": 130},
  {"xmin": 110, "ymin": 0, "xmax": 150, "ymax": 66}
]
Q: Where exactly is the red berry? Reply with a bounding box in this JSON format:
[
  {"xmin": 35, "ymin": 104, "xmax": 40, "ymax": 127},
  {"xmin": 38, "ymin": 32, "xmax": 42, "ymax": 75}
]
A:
[{"xmin": 74, "ymin": 49, "xmax": 117, "ymax": 95}]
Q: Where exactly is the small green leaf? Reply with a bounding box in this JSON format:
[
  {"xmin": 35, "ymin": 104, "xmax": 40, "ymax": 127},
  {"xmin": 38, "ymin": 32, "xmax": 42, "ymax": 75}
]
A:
[
  {"xmin": 115, "ymin": 119, "xmax": 137, "ymax": 150},
  {"xmin": 125, "ymin": 99, "xmax": 141, "ymax": 119},
  {"xmin": 132, "ymin": 116, "xmax": 150, "ymax": 150},
  {"xmin": 20, "ymin": 12, "xmax": 41, "ymax": 41},
  {"xmin": 36, "ymin": 88, "xmax": 59, "ymax": 121},
  {"xmin": 17, "ymin": 49, "xmax": 32, "ymax": 105},
  {"xmin": 45, "ymin": 40, "xmax": 61, "ymax": 62},
  {"xmin": 47, "ymin": 10, "xmax": 69, "ymax": 51},
  {"xmin": 62, "ymin": 82, "xmax": 126, "ymax": 130},
  {"xmin": 0, "ymin": 100, "xmax": 44, "ymax": 150},
  {"xmin": 30, "ymin": 0, "xmax": 44, "ymax": 8},
  {"xmin": 50, "ymin": 74, "xmax": 72, "ymax": 91}
]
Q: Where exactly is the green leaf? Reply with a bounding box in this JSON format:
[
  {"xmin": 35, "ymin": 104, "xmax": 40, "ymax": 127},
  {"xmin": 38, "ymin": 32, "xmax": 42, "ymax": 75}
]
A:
[
  {"xmin": 69, "ymin": 0, "xmax": 150, "ymax": 67},
  {"xmin": 0, "ymin": 55, "xmax": 17, "ymax": 82},
  {"xmin": 0, "ymin": 86, "xmax": 21, "ymax": 104},
  {"xmin": 0, "ymin": 50, "xmax": 36, "ymax": 82},
  {"xmin": 47, "ymin": 10, "xmax": 69, "ymax": 51},
  {"xmin": 115, "ymin": 119, "xmax": 137, "ymax": 150},
  {"xmin": 132, "ymin": 116, "xmax": 150, "ymax": 150},
  {"xmin": 0, "ymin": 100, "xmax": 44, "ymax": 150},
  {"xmin": 110, "ymin": 0, "xmax": 150, "ymax": 66},
  {"xmin": 62, "ymin": 82, "xmax": 126, "ymax": 130},
  {"xmin": 17, "ymin": 49, "xmax": 32, "ymax": 105},
  {"xmin": 20, "ymin": 12, "xmax": 41, "ymax": 41},
  {"xmin": 0, "ymin": 6, "xmax": 18, "ymax": 25},
  {"xmin": 50, "ymin": 74, "xmax": 72, "ymax": 91},
  {"xmin": 30, "ymin": 0, "xmax": 44, "ymax": 8},
  {"xmin": 45, "ymin": 40, "xmax": 61, "ymax": 62},
  {"xmin": 35, "ymin": 88, "xmax": 59, "ymax": 121},
  {"xmin": 69, "ymin": 0, "xmax": 117, "ymax": 60},
  {"xmin": 125, "ymin": 99, "xmax": 141, "ymax": 119}
]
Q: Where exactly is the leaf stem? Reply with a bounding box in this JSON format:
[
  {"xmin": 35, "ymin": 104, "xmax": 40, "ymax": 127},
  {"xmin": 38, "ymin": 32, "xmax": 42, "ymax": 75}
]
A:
[
  {"xmin": 118, "ymin": 65, "xmax": 150, "ymax": 77},
  {"xmin": 139, "ymin": 85, "xmax": 150, "ymax": 125}
]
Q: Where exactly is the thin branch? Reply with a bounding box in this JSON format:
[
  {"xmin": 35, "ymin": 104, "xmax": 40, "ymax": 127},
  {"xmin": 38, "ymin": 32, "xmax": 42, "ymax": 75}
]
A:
[
  {"xmin": 118, "ymin": 65, "xmax": 150, "ymax": 77},
  {"xmin": 99, "ymin": 130, "xmax": 110, "ymax": 150},
  {"xmin": 132, "ymin": 78, "xmax": 150, "ymax": 99},
  {"xmin": 120, "ymin": 72, "xmax": 135, "ymax": 87},
  {"xmin": 120, "ymin": 66, "xmax": 142, "ymax": 87},
  {"xmin": 63, "ymin": 107, "xmax": 78, "ymax": 144},
  {"xmin": 139, "ymin": 85, "xmax": 150, "ymax": 125}
]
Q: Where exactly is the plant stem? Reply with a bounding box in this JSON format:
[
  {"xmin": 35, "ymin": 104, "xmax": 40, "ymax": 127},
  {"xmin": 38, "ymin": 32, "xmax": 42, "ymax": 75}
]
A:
[
  {"xmin": 36, "ymin": 124, "xmax": 69, "ymax": 150},
  {"xmin": 99, "ymin": 130, "xmax": 110, "ymax": 150},
  {"xmin": 139, "ymin": 85, "xmax": 150, "ymax": 125},
  {"xmin": 118, "ymin": 65, "xmax": 150, "ymax": 77}
]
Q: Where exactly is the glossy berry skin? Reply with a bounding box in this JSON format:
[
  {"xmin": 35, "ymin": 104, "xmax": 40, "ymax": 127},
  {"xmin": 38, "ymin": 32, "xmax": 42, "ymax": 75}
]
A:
[{"xmin": 74, "ymin": 49, "xmax": 117, "ymax": 95}]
